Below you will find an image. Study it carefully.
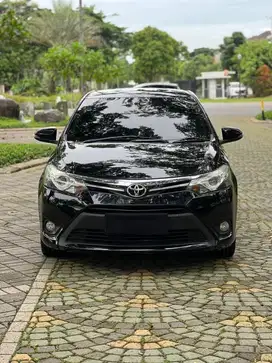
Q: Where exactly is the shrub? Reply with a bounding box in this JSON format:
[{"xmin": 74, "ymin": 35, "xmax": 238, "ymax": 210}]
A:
[
  {"xmin": 256, "ymin": 110, "xmax": 272, "ymax": 120},
  {"xmin": 11, "ymin": 78, "xmax": 48, "ymax": 96}
]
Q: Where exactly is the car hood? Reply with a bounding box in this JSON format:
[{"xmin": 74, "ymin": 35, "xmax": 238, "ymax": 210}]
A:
[{"xmin": 52, "ymin": 140, "xmax": 224, "ymax": 180}]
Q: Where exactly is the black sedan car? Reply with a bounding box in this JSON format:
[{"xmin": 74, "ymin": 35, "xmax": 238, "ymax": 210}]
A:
[{"xmin": 35, "ymin": 88, "xmax": 243, "ymax": 258}]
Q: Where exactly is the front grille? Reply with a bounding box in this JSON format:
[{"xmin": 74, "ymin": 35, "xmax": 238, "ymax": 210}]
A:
[
  {"xmin": 84, "ymin": 178, "xmax": 191, "ymax": 196},
  {"xmin": 66, "ymin": 228, "xmax": 207, "ymax": 249},
  {"xmin": 86, "ymin": 206, "xmax": 188, "ymax": 213},
  {"xmin": 88, "ymin": 190, "xmax": 193, "ymax": 206}
]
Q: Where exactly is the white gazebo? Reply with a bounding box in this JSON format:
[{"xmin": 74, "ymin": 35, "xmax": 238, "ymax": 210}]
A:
[{"xmin": 196, "ymin": 71, "xmax": 235, "ymax": 99}]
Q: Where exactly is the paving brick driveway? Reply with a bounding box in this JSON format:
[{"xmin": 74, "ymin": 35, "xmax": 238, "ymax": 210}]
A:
[
  {"xmin": 0, "ymin": 115, "xmax": 271, "ymax": 363},
  {"xmin": 0, "ymin": 168, "xmax": 45, "ymax": 344}
]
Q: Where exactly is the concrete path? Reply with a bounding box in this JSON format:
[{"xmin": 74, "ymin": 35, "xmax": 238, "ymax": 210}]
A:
[{"xmin": 0, "ymin": 113, "xmax": 271, "ymax": 363}]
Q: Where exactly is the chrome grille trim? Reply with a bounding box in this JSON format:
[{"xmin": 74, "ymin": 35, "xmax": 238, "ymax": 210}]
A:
[
  {"xmin": 84, "ymin": 183, "xmax": 124, "ymax": 193},
  {"xmin": 85, "ymin": 182, "xmax": 189, "ymax": 195},
  {"xmin": 74, "ymin": 175, "xmax": 199, "ymax": 186},
  {"xmin": 74, "ymin": 175, "xmax": 198, "ymax": 195},
  {"xmin": 149, "ymin": 182, "xmax": 189, "ymax": 192}
]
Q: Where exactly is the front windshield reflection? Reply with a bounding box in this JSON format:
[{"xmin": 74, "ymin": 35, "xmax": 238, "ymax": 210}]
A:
[{"xmin": 66, "ymin": 96, "xmax": 212, "ymax": 142}]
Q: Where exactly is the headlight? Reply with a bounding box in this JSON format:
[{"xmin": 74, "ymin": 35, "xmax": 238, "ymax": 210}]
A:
[
  {"xmin": 188, "ymin": 165, "xmax": 231, "ymax": 195},
  {"xmin": 44, "ymin": 164, "xmax": 87, "ymax": 195}
]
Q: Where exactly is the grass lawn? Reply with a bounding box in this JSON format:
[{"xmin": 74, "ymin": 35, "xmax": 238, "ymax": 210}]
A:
[
  {"xmin": 0, "ymin": 117, "xmax": 68, "ymax": 129},
  {"xmin": 256, "ymin": 110, "xmax": 272, "ymax": 120},
  {"xmin": 201, "ymin": 97, "xmax": 272, "ymax": 103},
  {"xmin": 0, "ymin": 143, "xmax": 55, "ymax": 168}
]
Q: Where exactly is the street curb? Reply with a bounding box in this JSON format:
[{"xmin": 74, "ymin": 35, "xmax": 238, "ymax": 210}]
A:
[
  {"xmin": 0, "ymin": 259, "xmax": 56, "ymax": 363},
  {"xmin": 251, "ymin": 117, "xmax": 272, "ymax": 123},
  {"xmin": 0, "ymin": 157, "xmax": 48, "ymax": 174}
]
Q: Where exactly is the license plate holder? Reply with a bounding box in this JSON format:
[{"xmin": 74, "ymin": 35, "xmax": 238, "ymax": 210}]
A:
[{"xmin": 105, "ymin": 214, "xmax": 168, "ymax": 235}]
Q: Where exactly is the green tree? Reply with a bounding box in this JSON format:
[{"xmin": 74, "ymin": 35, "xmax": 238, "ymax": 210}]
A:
[
  {"xmin": 0, "ymin": 0, "xmax": 48, "ymax": 91},
  {"xmin": 190, "ymin": 47, "xmax": 216, "ymax": 57},
  {"xmin": 40, "ymin": 42, "xmax": 84, "ymax": 92},
  {"xmin": 83, "ymin": 52, "xmax": 131, "ymax": 88},
  {"xmin": 0, "ymin": 8, "xmax": 29, "ymax": 45},
  {"xmin": 0, "ymin": 0, "xmax": 39, "ymax": 19},
  {"xmin": 40, "ymin": 42, "xmax": 120, "ymax": 92},
  {"xmin": 132, "ymin": 26, "xmax": 188, "ymax": 82},
  {"xmin": 181, "ymin": 54, "xmax": 220, "ymax": 80},
  {"xmin": 83, "ymin": 50, "xmax": 108, "ymax": 85},
  {"xmin": 219, "ymin": 32, "xmax": 246, "ymax": 72},
  {"xmin": 29, "ymin": 0, "xmax": 101, "ymax": 47},
  {"xmin": 83, "ymin": 6, "xmax": 132, "ymax": 56},
  {"xmin": 235, "ymin": 40, "xmax": 272, "ymax": 93},
  {"xmin": 107, "ymin": 58, "xmax": 132, "ymax": 87},
  {"xmin": 0, "ymin": 8, "xmax": 32, "ymax": 87}
]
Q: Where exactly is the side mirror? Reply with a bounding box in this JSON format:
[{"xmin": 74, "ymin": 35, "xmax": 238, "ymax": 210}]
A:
[
  {"xmin": 220, "ymin": 127, "xmax": 243, "ymax": 145},
  {"xmin": 34, "ymin": 127, "xmax": 58, "ymax": 144}
]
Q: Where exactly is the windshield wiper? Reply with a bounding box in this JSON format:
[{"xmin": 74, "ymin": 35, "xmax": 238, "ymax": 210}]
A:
[
  {"xmin": 82, "ymin": 136, "xmax": 168, "ymax": 143},
  {"xmin": 172, "ymin": 137, "xmax": 210, "ymax": 144}
]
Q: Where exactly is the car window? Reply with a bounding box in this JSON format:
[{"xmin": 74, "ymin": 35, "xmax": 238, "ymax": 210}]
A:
[{"xmin": 66, "ymin": 95, "xmax": 212, "ymax": 142}]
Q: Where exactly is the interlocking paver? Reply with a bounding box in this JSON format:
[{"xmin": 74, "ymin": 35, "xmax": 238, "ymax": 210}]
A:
[
  {"xmin": 0, "ymin": 166, "xmax": 46, "ymax": 344},
  {"xmin": 0, "ymin": 112, "xmax": 271, "ymax": 362}
]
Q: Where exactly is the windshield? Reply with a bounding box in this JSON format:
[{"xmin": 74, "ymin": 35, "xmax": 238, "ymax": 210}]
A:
[{"xmin": 66, "ymin": 95, "xmax": 212, "ymax": 142}]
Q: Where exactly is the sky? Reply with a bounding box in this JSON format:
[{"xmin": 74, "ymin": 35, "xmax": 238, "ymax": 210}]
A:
[{"xmin": 37, "ymin": 0, "xmax": 272, "ymax": 50}]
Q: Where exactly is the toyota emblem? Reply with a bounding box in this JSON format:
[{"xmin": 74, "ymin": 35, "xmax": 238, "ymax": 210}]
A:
[{"xmin": 127, "ymin": 184, "xmax": 147, "ymax": 198}]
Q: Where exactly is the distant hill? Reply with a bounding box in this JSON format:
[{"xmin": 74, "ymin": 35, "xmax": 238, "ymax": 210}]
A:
[{"xmin": 248, "ymin": 31, "xmax": 272, "ymax": 41}]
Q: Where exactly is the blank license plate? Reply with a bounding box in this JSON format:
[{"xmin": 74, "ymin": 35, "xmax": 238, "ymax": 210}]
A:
[{"xmin": 105, "ymin": 214, "xmax": 168, "ymax": 235}]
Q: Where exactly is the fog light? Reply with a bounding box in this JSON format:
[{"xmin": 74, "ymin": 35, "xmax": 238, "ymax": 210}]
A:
[
  {"xmin": 220, "ymin": 221, "xmax": 230, "ymax": 233},
  {"xmin": 45, "ymin": 221, "xmax": 56, "ymax": 233}
]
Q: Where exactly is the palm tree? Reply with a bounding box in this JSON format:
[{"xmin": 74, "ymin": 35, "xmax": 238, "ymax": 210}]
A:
[{"xmin": 28, "ymin": 0, "xmax": 102, "ymax": 47}]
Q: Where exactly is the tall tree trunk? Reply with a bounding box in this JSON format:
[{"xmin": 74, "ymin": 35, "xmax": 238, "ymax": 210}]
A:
[
  {"xmin": 49, "ymin": 77, "xmax": 56, "ymax": 94},
  {"xmin": 66, "ymin": 77, "xmax": 72, "ymax": 92}
]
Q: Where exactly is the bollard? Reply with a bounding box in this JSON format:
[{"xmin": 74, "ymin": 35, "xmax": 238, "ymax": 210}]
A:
[{"xmin": 261, "ymin": 100, "xmax": 266, "ymax": 120}]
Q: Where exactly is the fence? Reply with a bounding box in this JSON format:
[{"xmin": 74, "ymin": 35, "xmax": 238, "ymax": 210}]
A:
[{"xmin": 175, "ymin": 80, "xmax": 198, "ymax": 94}]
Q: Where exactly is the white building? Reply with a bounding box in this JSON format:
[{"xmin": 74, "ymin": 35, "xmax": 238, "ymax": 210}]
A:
[{"xmin": 196, "ymin": 71, "xmax": 236, "ymax": 99}]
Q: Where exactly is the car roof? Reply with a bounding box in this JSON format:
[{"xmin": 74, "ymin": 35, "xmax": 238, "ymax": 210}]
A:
[
  {"xmin": 134, "ymin": 82, "xmax": 179, "ymax": 89},
  {"xmin": 85, "ymin": 87, "xmax": 196, "ymax": 100}
]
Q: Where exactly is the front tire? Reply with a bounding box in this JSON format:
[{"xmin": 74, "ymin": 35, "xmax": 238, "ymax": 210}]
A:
[
  {"xmin": 218, "ymin": 240, "xmax": 236, "ymax": 259},
  {"xmin": 41, "ymin": 240, "xmax": 60, "ymax": 258}
]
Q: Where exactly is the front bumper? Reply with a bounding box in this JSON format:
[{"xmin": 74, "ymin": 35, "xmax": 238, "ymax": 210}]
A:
[{"xmin": 39, "ymin": 187, "xmax": 237, "ymax": 253}]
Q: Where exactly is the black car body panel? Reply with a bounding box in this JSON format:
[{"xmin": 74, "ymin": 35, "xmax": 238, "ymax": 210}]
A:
[
  {"xmin": 52, "ymin": 140, "xmax": 223, "ymax": 179},
  {"xmin": 39, "ymin": 184, "xmax": 236, "ymax": 252},
  {"xmin": 37, "ymin": 88, "xmax": 241, "ymax": 255}
]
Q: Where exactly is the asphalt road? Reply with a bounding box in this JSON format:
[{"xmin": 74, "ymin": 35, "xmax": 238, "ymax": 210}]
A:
[{"xmin": 203, "ymin": 102, "xmax": 272, "ymax": 118}]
